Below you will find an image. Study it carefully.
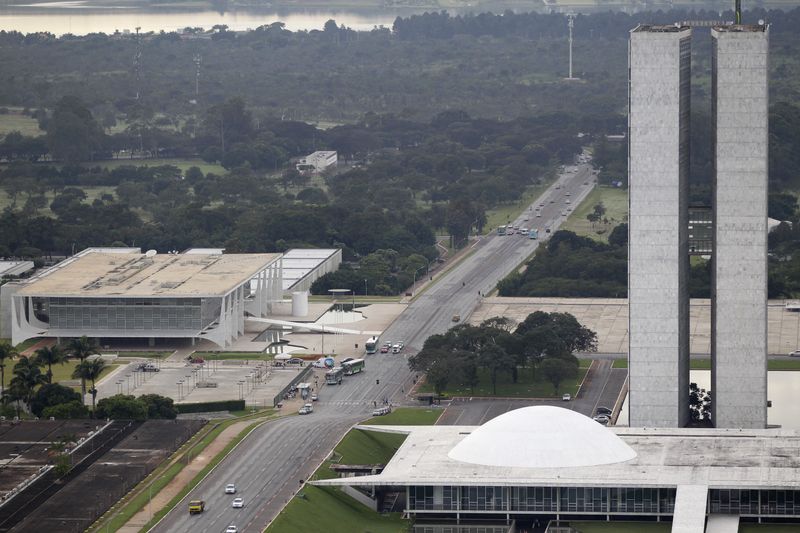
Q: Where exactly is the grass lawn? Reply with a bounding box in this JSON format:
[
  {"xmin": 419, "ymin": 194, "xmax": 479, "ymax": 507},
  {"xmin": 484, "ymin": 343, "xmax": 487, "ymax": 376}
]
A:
[
  {"xmin": 2, "ymin": 360, "xmax": 117, "ymax": 388},
  {"xmin": 561, "ymin": 186, "xmax": 628, "ymax": 243},
  {"xmin": 419, "ymin": 360, "xmax": 590, "ymax": 398},
  {"xmin": 740, "ymin": 524, "xmax": 800, "ymax": 532},
  {"xmin": 87, "ymin": 157, "xmax": 225, "ymax": 175},
  {"xmin": 0, "ymin": 111, "xmax": 42, "ymax": 137},
  {"xmin": 570, "ymin": 522, "xmax": 670, "ymax": 533},
  {"xmin": 267, "ymin": 407, "xmax": 444, "ymax": 533},
  {"xmin": 484, "ymin": 177, "xmax": 556, "ymax": 234},
  {"xmin": 363, "ymin": 407, "xmax": 441, "ymax": 426}
]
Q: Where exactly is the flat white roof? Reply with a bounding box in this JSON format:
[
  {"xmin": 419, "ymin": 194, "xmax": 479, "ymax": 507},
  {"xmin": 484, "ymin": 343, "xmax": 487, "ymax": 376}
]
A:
[
  {"xmin": 281, "ymin": 248, "xmax": 339, "ymax": 291},
  {"xmin": 315, "ymin": 423, "xmax": 800, "ymax": 490},
  {"xmin": 16, "ymin": 252, "xmax": 281, "ymax": 298}
]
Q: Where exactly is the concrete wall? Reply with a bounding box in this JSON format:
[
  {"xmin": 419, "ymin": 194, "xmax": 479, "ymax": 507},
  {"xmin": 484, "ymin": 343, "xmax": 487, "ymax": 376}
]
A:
[
  {"xmin": 711, "ymin": 28, "xmax": 769, "ymax": 429},
  {"xmin": 628, "ymin": 28, "xmax": 692, "ymax": 428}
]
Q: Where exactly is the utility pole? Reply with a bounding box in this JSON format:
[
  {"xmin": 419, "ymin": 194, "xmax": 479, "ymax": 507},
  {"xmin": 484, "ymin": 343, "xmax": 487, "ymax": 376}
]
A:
[
  {"xmin": 134, "ymin": 26, "xmax": 142, "ymax": 100},
  {"xmin": 193, "ymin": 54, "xmax": 202, "ymax": 98},
  {"xmin": 566, "ymin": 15, "xmax": 579, "ymax": 81}
]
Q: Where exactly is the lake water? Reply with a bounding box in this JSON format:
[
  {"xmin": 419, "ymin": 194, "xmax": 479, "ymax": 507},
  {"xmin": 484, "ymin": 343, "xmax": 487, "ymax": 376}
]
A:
[
  {"xmin": 0, "ymin": 2, "xmax": 422, "ymax": 35},
  {"xmin": 616, "ymin": 370, "xmax": 800, "ymax": 429}
]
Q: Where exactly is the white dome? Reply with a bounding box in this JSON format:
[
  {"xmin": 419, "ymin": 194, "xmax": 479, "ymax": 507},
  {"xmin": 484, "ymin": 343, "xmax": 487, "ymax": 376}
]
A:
[{"xmin": 447, "ymin": 406, "xmax": 637, "ymax": 469}]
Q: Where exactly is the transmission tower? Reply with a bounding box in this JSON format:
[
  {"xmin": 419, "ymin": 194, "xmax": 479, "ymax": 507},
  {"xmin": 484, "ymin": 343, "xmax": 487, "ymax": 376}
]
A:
[
  {"xmin": 566, "ymin": 14, "xmax": 579, "ymax": 80},
  {"xmin": 193, "ymin": 54, "xmax": 202, "ymax": 99},
  {"xmin": 133, "ymin": 26, "xmax": 142, "ymax": 100}
]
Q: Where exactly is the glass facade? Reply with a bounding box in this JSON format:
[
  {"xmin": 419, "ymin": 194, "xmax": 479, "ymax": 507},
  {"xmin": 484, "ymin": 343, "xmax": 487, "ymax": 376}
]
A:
[
  {"xmin": 710, "ymin": 490, "xmax": 800, "ymax": 516},
  {"xmin": 409, "ymin": 486, "xmax": 676, "ymax": 515},
  {"xmin": 44, "ymin": 297, "xmax": 214, "ymax": 331}
]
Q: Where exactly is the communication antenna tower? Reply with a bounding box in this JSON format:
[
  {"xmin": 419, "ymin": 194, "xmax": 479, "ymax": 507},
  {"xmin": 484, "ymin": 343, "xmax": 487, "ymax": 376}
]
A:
[
  {"xmin": 134, "ymin": 26, "xmax": 142, "ymax": 100},
  {"xmin": 193, "ymin": 54, "xmax": 202, "ymax": 98},
  {"xmin": 566, "ymin": 14, "xmax": 579, "ymax": 81}
]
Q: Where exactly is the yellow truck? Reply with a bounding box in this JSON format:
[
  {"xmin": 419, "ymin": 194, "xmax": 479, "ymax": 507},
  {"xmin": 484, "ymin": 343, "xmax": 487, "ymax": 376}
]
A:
[{"xmin": 188, "ymin": 500, "xmax": 205, "ymax": 514}]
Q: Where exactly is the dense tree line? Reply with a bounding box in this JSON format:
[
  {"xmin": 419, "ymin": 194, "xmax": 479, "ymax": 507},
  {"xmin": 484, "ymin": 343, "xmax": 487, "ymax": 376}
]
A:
[{"xmin": 409, "ymin": 312, "xmax": 597, "ymax": 396}]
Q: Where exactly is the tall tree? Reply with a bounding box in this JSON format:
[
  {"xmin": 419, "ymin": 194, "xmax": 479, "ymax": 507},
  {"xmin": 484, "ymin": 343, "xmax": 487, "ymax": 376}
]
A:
[
  {"xmin": 72, "ymin": 359, "xmax": 106, "ymax": 416},
  {"xmin": 9, "ymin": 356, "xmax": 47, "ymax": 412},
  {"xmin": 0, "ymin": 341, "xmax": 18, "ymax": 402},
  {"xmin": 66, "ymin": 336, "xmax": 99, "ymax": 400},
  {"xmin": 33, "ymin": 345, "xmax": 67, "ymax": 384}
]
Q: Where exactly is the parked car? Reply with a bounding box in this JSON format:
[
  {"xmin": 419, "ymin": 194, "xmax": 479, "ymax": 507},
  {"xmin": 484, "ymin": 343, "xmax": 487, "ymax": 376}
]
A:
[
  {"xmin": 299, "ymin": 403, "xmax": 314, "ymax": 415},
  {"xmin": 380, "ymin": 345, "xmax": 390, "ymax": 353},
  {"xmin": 372, "ymin": 406, "xmax": 392, "ymax": 416},
  {"xmin": 287, "ymin": 358, "xmax": 304, "ymax": 365},
  {"xmin": 562, "ymin": 393, "xmax": 571, "ymax": 401},
  {"xmin": 232, "ymin": 497, "xmax": 244, "ymax": 509},
  {"xmin": 452, "ymin": 314, "xmax": 461, "ymax": 322},
  {"xmin": 225, "ymin": 483, "xmax": 236, "ymax": 494},
  {"xmin": 311, "ymin": 394, "xmax": 319, "ymax": 402},
  {"xmin": 137, "ymin": 363, "xmax": 159, "ymax": 372},
  {"xmin": 391, "ymin": 344, "xmax": 402, "ymax": 354}
]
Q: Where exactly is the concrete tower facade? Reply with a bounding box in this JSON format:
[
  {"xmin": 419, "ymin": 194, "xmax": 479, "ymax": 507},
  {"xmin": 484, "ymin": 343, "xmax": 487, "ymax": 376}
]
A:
[
  {"xmin": 628, "ymin": 26, "xmax": 692, "ymax": 428},
  {"xmin": 711, "ymin": 26, "xmax": 769, "ymax": 429},
  {"xmin": 628, "ymin": 23, "xmax": 769, "ymax": 429}
]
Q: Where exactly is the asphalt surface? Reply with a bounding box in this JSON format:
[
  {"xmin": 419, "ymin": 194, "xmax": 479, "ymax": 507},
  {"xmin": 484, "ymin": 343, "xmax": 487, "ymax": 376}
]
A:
[{"xmin": 150, "ymin": 161, "xmax": 597, "ymax": 533}]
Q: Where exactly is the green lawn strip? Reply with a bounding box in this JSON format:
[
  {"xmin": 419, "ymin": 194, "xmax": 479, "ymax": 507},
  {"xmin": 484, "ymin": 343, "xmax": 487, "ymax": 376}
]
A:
[
  {"xmin": 418, "ymin": 360, "xmax": 590, "ymax": 398},
  {"xmin": 739, "ymin": 524, "xmax": 800, "ymax": 532},
  {"xmin": 113, "ymin": 351, "xmax": 173, "ymax": 358},
  {"xmin": 612, "ymin": 358, "xmax": 628, "ymax": 369},
  {"xmin": 266, "ymin": 408, "xmax": 443, "ymax": 533},
  {"xmin": 570, "ymin": 522, "xmax": 670, "ymax": 533},
  {"xmin": 194, "ymin": 352, "xmax": 272, "ymax": 360},
  {"xmin": 561, "ymin": 186, "xmax": 628, "ymax": 243},
  {"xmin": 138, "ymin": 414, "xmax": 273, "ymax": 532},
  {"xmin": 767, "ymin": 359, "xmax": 800, "ymax": 370},
  {"xmin": 484, "ymin": 177, "xmax": 556, "ymax": 234},
  {"xmin": 265, "ymin": 484, "xmax": 408, "ymax": 533},
  {"xmin": 363, "ymin": 407, "xmax": 442, "ymax": 426},
  {"xmin": 86, "ymin": 157, "xmax": 225, "ymax": 175}
]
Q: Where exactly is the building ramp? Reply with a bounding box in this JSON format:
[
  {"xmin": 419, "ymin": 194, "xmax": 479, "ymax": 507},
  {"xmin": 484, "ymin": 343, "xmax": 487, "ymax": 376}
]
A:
[
  {"xmin": 705, "ymin": 515, "xmax": 740, "ymax": 533},
  {"xmin": 671, "ymin": 485, "xmax": 709, "ymax": 533}
]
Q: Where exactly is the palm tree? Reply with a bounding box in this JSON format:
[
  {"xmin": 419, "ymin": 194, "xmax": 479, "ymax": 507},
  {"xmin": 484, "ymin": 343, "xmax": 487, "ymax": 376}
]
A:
[
  {"xmin": 33, "ymin": 345, "xmax": 67, "ymax": 384},
  {"xmin": 9, "ymin": 356, "xmax": 47, "ymax": 414},
  {"xmin": 66, "ymin": 336, "xmax": 99, "ymax": 400},
  {"xmin": 72, "ymin": 359, "xmax": 106, "ymax": 417},
  {"xmin": 0, "ymin": 341, "xmax": 19, "ymax": 402}
]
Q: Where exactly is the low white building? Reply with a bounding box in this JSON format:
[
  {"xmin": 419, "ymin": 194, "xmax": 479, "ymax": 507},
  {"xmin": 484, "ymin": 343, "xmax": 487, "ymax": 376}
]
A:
[{"xmin": 296, "ymin": 151, "xmax": 337, "ymax": 173}]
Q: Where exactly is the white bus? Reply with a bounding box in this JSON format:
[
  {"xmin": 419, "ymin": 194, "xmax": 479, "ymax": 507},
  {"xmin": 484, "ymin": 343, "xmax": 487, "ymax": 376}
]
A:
[
  {"xmin": 365, "ymin": 336, "xmax": 379, "ymax": 355},
  {"xmin": 342, "ymin": 358, "xmax": 366, "ymax": 376}
]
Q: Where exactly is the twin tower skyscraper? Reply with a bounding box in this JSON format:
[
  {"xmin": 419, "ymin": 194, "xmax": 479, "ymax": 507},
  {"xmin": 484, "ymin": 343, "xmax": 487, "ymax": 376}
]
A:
[{"xmin": 628, "ymin": 23, "xmax": 769, "ymax": 428}]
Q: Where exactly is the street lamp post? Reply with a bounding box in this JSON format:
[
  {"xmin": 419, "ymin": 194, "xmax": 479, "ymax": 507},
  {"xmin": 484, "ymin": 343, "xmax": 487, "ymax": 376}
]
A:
[{"xmin": 364, "ymin": 279, "xmax": 368, "ymax": 297}]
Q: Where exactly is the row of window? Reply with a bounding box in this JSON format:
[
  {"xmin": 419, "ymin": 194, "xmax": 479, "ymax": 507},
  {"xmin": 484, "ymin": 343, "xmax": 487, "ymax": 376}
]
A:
[
  {"xmin": 409, "ymin": 487, "xmax": 675, "ymax": 514},
  {"xmin": 47, "ymin": 297, "xmax": 202, "ymax": 306},
  {"xmin": 410, "ymin": 487, "xmax": 800, "ymax": 517}
]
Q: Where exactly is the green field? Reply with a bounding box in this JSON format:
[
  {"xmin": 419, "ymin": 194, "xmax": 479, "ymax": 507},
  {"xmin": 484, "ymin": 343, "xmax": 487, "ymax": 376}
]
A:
[
  {"xmin": 0, "ymin": 111, "xmax": 42, "ymax": 137},
  {"xmin": 0, "ymin": 359, "xmax": 117, "ymax": 389},
  {"xmin": 561, "ymin": 186, "xmax": 628, "ymax": 242},
  {"xmin": 88, "ymin": 157, "xmax": 225, "ymax": 175},
  {"xmin": 419, "ymin": 360, "xmax": 591, "ymax": 398}
]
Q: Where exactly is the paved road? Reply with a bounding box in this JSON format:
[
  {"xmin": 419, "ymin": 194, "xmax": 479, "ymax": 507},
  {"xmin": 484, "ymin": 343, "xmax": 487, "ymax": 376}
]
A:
[{"xmin": 150, "ymin": 161, "xmax": 597, "ymax": 533}]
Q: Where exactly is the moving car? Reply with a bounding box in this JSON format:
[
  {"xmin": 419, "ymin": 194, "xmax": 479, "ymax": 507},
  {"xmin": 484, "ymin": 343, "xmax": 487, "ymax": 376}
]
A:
[
  {"xmin": 225, "ymin": 483, "xmax": 236, "ymax": 494},
  {"xmin": 593, "ymin": 415, "xmax": 610, "ymax": 425},
  {"xmin": 380, "ymin": 345, "xmax": 390, "ymax": 353},
  {"xmin": 392, "ymin": 344, "xmax": 402, "ymax": 354},
  {"xmin": 596, "ymin": 406, "xmax": 612, "ymax": 416},
  {"xmin": 562, "ymin": 393, "xmax": 571, "ymax": 401},
  {"xmin": 298, "ymin": 403, "xmax": 314, "ymax": 415},
  {"xmin": 789, "ymin": 350, "xmax": 800, "ymax": 357},
  {"xmin": 452, "ymin": 314, "xmax": 461, "ymax": 322},
  {"xmin": 311, "ymin": 393, "xmax": 319, "ymax": 401},
  {"xmin": 226, "ymin": 526, "xmax": 238, "ymax": 533},
  {"xmin": 232, "ymin": 497, "xmax": 243, "ymax": 508},
  {"xmin": 341, "ymin": 357, "xmax": 354, "ymax": 364},
  {"xmin": 188, "ymin": 499, "xmax": 205, "ymax": 514}
]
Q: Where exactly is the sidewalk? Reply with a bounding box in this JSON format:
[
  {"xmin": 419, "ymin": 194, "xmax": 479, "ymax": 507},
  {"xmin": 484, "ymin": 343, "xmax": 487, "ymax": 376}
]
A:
[{"xmin": 115, "ymin": 414, "xmax": 273, "ymax": 533}]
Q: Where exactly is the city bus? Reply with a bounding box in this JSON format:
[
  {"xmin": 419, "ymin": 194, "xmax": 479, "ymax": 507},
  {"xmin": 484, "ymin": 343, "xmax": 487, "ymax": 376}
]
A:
[
  {"xmin": 325, "ymin": 367, "xmax": 344, "ymax": 385},
  {"xmin": 365, "ymin": 336, "xmax": 379, "ymax": 355},
  {"xmin": 497, "ymin": 225, "xmax": 507, "ymax": 236},
  {"xmin": 342, "ymin": 358, "xmax": 366, "ymax": 376}
]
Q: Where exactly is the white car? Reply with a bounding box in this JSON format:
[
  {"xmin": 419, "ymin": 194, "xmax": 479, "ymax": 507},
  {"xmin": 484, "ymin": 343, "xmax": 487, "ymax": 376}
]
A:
[
  {"xmin": 226, "ymin": 526, "xmax": 238, "ymax": 533},
  {"xmin": 225, "ymin": 483, "xmax": 236, "ymax": 494},
  {"xmin": 232, "ymin": 497, "xmax": 244, "ymax": 508},
  {"xmin": 789, "ymin": 350, "xmax": 800, "ymax": 357},
  {"xmin": 562, "ymin": 393, "xmax": 571, "ymax": 401}
]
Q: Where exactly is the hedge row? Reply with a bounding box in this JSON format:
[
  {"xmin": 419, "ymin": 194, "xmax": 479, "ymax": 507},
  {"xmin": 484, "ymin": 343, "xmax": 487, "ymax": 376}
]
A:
[{"xmin": 175, "ymin": 400, "xmax": 246, "ymax": 414}]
